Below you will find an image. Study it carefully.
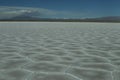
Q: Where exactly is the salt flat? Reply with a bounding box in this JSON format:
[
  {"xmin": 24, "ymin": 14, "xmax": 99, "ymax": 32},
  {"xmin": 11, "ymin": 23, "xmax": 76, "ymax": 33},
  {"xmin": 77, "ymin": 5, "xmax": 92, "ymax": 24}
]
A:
[{"xmin": 0, "ymin": 22, "xmax": 120, "ymax": 80}]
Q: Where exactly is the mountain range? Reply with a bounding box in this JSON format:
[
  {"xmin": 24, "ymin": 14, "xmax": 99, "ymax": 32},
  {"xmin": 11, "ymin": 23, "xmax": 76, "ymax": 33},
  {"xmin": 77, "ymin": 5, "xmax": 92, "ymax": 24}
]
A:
[{"xmin": 1, "ymin": 15, "xmax": 120, "ymax": 22}]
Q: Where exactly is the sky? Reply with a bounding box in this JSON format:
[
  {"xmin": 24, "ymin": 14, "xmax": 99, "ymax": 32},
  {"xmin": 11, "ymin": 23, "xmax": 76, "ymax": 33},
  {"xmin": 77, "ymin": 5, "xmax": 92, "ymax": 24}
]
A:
[{"xmin": 0, "ymin": 0, "xmax": 120, "ymax": 19}]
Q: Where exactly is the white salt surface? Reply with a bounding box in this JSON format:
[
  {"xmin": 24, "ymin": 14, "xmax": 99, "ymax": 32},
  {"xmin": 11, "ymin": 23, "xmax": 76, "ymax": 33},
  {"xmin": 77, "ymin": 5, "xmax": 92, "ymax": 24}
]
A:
[{"xmin": 0, "ymin": 22, "xmax": 120, "ymax": 80}]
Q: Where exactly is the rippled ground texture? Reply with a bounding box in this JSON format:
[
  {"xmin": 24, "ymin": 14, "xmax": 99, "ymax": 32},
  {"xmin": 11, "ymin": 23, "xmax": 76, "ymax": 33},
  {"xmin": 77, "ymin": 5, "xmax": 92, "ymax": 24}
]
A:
[{"xmin": 0, "ymin": 22, "xmax": 120, "ymax": 80}]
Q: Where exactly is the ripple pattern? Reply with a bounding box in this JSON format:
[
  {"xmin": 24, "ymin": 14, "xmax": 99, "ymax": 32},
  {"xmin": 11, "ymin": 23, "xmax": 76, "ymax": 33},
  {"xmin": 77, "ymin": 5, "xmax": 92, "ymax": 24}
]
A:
[{"xmin": 0, "ymin": 22, "xmax": 120, "ymax": 80}]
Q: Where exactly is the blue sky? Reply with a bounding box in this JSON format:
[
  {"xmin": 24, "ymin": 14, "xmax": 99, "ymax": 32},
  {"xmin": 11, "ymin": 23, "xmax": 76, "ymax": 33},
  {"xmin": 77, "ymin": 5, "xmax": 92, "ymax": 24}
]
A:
[{"xmin": 0, "ymin": 0, "xmax": 120, "ymax": 18}]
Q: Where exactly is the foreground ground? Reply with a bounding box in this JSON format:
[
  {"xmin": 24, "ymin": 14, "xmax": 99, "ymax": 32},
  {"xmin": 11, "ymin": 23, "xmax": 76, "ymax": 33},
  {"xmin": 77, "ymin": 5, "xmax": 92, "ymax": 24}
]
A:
[{"xmin": 0, "ymin": 22, "xmax": 120, "ymax": 80}]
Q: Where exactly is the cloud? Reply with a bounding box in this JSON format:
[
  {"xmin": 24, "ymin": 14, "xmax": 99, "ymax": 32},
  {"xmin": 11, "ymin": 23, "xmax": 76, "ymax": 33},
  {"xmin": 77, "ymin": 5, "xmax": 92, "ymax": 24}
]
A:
[
  {"xmin": 0, "ymin": 6, "xmax": 55, "ymax": 19},
  {"xmin": 0, "ymin": 6, "xmax": 86, "ymax": 19}
]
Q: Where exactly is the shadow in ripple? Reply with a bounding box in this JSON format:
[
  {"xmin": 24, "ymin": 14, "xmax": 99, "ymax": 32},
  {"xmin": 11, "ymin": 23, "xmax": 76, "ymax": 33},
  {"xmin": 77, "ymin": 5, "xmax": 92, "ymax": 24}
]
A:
[
  {"xmin": 0, "ymin": 69, "xmax": 31, "ymax": 80},
  {"xmin": 30, "ymin": 73, "xmax": 81, "ymax": 80},
  {"xmin": 67, "ymin": 67, "xmax": 112, "ymax": 80},
  {"xmin": 22, "ymin": 62, "xmax": 67, "ymax": 73}
]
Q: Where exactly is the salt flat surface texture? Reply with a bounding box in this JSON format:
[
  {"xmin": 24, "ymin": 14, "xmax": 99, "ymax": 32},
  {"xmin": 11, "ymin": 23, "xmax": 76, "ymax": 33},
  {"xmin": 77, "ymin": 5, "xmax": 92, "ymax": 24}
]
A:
[{"xmin": 0, "ymin": 22, "xmax": 120, "ymax": 80}]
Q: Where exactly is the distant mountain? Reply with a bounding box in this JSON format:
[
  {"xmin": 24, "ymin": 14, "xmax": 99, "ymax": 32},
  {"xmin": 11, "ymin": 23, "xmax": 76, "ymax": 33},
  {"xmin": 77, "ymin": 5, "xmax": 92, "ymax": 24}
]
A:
[
  {"xmin": 10, "ymin": 15, "xmax": 41, "ymax": 20},
  {"xmin": 1, "ymin": 15, "xmax": 120, "ymax": 22},
  {"xmin": 83, "ymin": 16, "xmax": 120, "ymax": 22},
  {"xmin": 96, "ymin": 16, "xmax": 120, "ymax": 20},
  {"xmin": 0, "ymin": 15, "xmax": 41, "ymax": 20}
]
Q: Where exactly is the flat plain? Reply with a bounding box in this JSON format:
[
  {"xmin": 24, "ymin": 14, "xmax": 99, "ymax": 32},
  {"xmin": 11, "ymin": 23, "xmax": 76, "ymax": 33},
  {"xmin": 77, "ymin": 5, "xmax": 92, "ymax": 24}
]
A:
[{"xmin": 0, "ymin": 22, "xmax": 120, "ymax": 80}]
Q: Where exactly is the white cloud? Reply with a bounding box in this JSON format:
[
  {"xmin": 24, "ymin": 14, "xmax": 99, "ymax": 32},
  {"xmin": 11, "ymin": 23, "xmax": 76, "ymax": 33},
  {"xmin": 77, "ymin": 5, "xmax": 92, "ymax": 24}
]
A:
[
  {"xmin": 0, "ymin": 6, "xmax": 54, "ymax": 19},
  {"xmin": 0, "ymin": 6, "xmax": 86, "ymax": 19}
]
